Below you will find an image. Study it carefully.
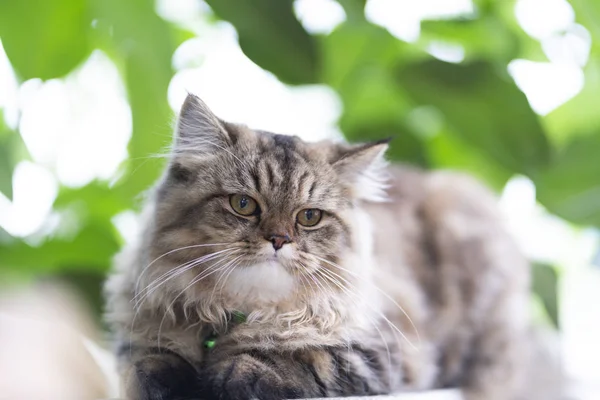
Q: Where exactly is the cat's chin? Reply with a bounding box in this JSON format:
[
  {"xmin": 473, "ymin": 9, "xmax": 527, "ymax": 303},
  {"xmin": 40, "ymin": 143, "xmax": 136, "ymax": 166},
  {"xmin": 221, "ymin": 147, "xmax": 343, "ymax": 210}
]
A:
[{"xmin": 220, "ymin": 261, "xmax": 296, "ymax": 306}]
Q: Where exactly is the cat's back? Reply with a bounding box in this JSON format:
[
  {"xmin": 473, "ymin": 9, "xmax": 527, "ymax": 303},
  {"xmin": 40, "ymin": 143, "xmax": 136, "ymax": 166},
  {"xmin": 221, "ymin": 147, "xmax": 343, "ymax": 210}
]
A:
[
  {"xmin": 364, "ymin": 165, "xmax": 530, "ymax": 388},
  {"xmin": 366, "ymin": 164, "xmax": 514, "ymax": 278}
]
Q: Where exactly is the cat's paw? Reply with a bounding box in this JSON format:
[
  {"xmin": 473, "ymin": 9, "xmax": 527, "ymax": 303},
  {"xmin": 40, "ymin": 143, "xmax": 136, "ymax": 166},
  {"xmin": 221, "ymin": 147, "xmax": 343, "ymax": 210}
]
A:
[
  {"xmin": 125, "ymin": 353, "xmax": 200, "ymax": 400},
  {"xmin": 199, "ymin": 352, "xmax": 314, "ymax": 400}
]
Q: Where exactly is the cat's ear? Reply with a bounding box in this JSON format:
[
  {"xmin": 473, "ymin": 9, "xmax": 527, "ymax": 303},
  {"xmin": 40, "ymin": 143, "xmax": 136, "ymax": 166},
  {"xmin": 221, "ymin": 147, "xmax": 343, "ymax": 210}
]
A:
[
  {"xmin": 331, "ymin": 139, "xmax": 390, "ymax": 202},
  {"xmin": 174, "ymin": 93, "xmax": 234, "ymax": 154}
]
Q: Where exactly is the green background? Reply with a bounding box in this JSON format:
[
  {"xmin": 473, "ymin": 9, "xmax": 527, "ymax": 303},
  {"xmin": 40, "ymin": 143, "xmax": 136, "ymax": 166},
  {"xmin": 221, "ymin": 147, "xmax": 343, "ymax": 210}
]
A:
[{"xmin": 1, "ymin": 0, "xmax": 599, "ymax": 329}]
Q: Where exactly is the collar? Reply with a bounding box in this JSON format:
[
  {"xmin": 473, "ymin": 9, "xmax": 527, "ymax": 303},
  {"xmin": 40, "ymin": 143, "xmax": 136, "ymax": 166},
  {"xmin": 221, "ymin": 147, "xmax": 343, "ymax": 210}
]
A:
[{"xmin": 203, "ymin": 310, "xmax": 246, "ymax": 349}]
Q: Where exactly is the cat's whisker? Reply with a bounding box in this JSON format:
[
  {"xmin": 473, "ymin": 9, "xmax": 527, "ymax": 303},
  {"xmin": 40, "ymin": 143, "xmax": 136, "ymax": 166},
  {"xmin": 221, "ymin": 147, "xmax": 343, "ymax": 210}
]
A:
[
  {"xmin": 314, "ymin": 270, "xmax": 379, "ymax": 380},
  {"xmin": 298, "ymin": 263, "xmax": 337, "ymax": 327},
  {"xmin": 210, "ymin": 255, "xmax": 244, "ymax": 303},
  {"xmin": 316, "ymin": 274, "xmax": 351, "ymax": 366},
  {"xmin": 134, "ymin": 242, "xmax": 234, "ymax": 295},
  {"xmin": 368, "ymin": 315, "xmax": 395, "ymax": 387},
  {"xmin": 301, "ymin": 273, "xmax": 321, "ymax": 325},
  {"xmin": 293, "ymin": 269, "xmax": 311, "ymax": 298},
  {"xmin": 131, "ymin": 246, "xmax": 234, "ymax": 301},
  {"xmin": 312, "ymin": 255, "xmax": 422, "ymax": 347},
  {"xmin": 300, "ymin": 263, "xmax": 331, "ymax": 298},
  {"xmin": 135, "ymin": 248, "xmax": 238, "ymax": 298},
  {"xmin": 128, "ymin": 250, "xmax": 239, "ymax": 351},
  {"xmin": 316, "ymin": 266, "xmax": 418, "ymax": 351},
  {"xmin": 131, "ymin": 250, "xmax": 238, "ymax": 345},
  {"xmin": 211, "ymin": 255, "xmax": 241, "ymax": 293},
  {"xmin": 156, "ymin": 253, "xmax": 243, "ymax": 349},
  {"xmin": 131, "ymin": 254, "xmax": 219, "ymax": 335},
  {"xmin": 185, "ymin": 252, "xmax": 242, "ymax": 293},
  {"xmin": 216, "ymin": 257, "xmax": 245, "ymax": 300},
  {"xmin": 296, "ymin": 269, "xmax": 318, "ymax": 313},
  {"xmin": 316, "ymin": 266, "xmax": 408, "ymax": 344},
  {"xmin": 133, "ymin": 249, "xmax": 239, "ymax": 308},
  {"xmin": 314, "ymin": 267, "xmax": 397, "ymax": 385},
  {"xmin": 316, "ymin": 262, "xmax": 398, "ymax": 383}
]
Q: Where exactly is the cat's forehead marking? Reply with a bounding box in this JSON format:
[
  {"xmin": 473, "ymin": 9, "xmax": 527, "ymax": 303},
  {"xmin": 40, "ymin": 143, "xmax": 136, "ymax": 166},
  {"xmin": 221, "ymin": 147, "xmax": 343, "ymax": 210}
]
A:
[
  {"xmin": 213, "ymin": 128, "xmax": 343, "ymax": 210},
  {"xmin": 271, "ymin": 133, "xmax": 297, "ymax": 150},
  {"xmin": 248, "ymin": 132, "xmax": 319, "ymax": 202}
]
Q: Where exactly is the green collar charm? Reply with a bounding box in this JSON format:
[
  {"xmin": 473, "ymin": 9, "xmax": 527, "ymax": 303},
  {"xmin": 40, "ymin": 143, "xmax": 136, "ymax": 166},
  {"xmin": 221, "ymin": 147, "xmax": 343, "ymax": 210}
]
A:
[{"xmin": 203, "ymin": 310, "xmax": 246, "ymax": 350}]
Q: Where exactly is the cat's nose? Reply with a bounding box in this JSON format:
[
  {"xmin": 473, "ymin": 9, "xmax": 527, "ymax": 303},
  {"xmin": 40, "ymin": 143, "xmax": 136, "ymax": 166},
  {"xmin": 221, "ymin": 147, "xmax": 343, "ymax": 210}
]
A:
[{"xmin": 267, "ymin": 234, "xmax": 291, "ymax": 251}]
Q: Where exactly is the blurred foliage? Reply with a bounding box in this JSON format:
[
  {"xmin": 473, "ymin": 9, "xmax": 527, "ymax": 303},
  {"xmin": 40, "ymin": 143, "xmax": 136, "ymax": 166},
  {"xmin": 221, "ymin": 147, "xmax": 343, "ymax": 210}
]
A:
[
  {"xmin": 1, "ymin": 0, "xmax": 599, "ymax": 327},
  {"xmin": 531, "ymin": 262, "xmax": 560, "ymax": 328},
  {"xmin": 205, "ymin": 0, "xmax": 319, "ymax": 84}
]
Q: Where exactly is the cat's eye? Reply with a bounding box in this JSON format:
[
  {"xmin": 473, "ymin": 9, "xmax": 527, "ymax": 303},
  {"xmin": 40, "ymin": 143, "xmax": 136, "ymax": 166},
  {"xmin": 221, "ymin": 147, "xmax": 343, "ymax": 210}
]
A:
[
  {"xmin": 229, "ymin": 194, "xmax": 259, "ymax": 216},
  {"xmin": 297, "ymin": 209, "xmax": 322, "ymax": 227}
]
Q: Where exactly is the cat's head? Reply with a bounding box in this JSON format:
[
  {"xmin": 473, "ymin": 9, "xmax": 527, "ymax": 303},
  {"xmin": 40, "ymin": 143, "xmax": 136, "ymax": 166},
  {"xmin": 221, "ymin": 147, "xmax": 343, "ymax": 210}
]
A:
[{"xmin": 144, "ymin": 94, "xmax": 388, "ymax": 321}]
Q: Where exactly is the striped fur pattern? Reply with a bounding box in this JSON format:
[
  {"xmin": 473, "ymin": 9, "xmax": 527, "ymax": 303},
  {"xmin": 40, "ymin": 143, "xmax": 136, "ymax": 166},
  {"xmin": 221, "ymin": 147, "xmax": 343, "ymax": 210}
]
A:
[{"xmin": 105, "ymin": 94, "xmax": 531, "ymax": 400}]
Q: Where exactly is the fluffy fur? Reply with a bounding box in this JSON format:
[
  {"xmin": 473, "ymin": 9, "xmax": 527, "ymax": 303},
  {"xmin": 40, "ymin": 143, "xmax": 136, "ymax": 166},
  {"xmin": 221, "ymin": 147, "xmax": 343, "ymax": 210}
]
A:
[{"xmin": 105, "ymin": 94, "xmax": 534, "ymax": 400}]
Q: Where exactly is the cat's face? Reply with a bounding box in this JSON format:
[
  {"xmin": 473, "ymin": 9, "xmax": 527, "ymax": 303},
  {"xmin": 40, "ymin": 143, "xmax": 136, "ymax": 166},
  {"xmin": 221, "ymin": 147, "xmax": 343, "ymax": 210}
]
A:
[{"xmin": 145, "ymin": 95, "xmax": 387, "ymax": 311}]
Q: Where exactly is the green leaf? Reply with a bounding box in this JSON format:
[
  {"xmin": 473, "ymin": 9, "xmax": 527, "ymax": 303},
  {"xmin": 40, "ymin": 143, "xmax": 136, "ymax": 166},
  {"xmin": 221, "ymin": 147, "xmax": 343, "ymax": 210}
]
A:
[
  {"xmin": 323, "ymin": 22, "xmax": 428, "ymax": 165},
  {"xmin": 346, "ymin": 123, "xmax": 429, "ymax": 167},
  {"xmin": 531, "ymin": 263, "xmax": 559, "ymax": 329},
  {"xmin": 0, "ymin": 0, "xmax": 91, "ymax": 80},
  {"xmin": 336, "ymin": 0, "xmax": 367, "ymax": 22},
  {"xmin": 322, "ymin": 22, "xmax": 415, "ymax": 91},
  {"xmin": 170, "ymin": 24, "xmax": 198, "ymax": 50},
  {"xmin": 0, "ymin": 143, "xmax": 12, "ymax": 199},
  {"xmin": 570, "ymin": 0, "xmax": 600, "ymax": 56},
  {"xmin": 485, "ymin": 0, "xmax": 547, "ymax": 62},
  {"xmin": 536, "ymin": 133, "xmax": 600, "ymax": 227},
  {"xmin": 92, "ymin": 0, "xmax": 176, "ymax": 199},
  {"xmin": 0, "ymin": 221, "xmax": 120, "ymax": 274},
  {"xmin": 386, "ymin": 131, "xmax": 429, "ymax": 166},
  {"xmin": 204, "ymin": 0, "xmax": 319, "ymax": 84},
  {"xmin": 54, "ymin": 180, "xmax": 132, "ymax": 222},
  {"xmin": 338, "ymin": 69, "xmax": 411, "ymax": 134},
  {"xmin": 426, "ymin": 131, "xmax": 513, "ymax": 191},
  {"xmin": 116, "ymin": 47, "xmax": 172, "ymax": 198},
  {"xmin": 421, "ymin": 0, "xmax": 545, "ymax": 63},
  {"xmin": 397, "ymin": 59, "xmax": 552, "ymax": 177},
  {"xmin": 0, "ymin": 117, "xmax": 13, "ymax": 199},
  {"xmin": 543, "ymin": 57, "xmax": 600, "ymax": 148},
  {"xmin": 420, "ymin": 17, "xmax": 519, "ymax": 62},
  {"xmin": 0, "ymin": 115, "xmax": 29, "ymax": 200}
]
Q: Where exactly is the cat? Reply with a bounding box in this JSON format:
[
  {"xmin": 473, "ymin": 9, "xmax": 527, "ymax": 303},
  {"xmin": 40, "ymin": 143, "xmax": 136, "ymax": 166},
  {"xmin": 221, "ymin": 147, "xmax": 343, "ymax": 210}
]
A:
[{"xmin": 104, "ymin": 93, "xmax": 533, "ymax": 400}]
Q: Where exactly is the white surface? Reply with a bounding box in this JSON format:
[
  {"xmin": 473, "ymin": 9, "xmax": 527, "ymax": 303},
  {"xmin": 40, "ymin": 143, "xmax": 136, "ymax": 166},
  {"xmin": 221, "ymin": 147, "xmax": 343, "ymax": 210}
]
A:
[{"xmin": 316, "ymin": 390, "xmax": 463, "ymax": 400}]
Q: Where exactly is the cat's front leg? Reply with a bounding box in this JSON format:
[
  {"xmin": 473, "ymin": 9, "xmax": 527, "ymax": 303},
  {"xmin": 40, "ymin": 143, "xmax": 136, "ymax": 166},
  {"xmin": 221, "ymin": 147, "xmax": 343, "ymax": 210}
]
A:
[
  {"xmin": 199, "ymin": 344, "xmax": 396, "ymax": 400},
  {"xmin": 121, "ymin": 346, "xmax": 201, "ymax": 400}
]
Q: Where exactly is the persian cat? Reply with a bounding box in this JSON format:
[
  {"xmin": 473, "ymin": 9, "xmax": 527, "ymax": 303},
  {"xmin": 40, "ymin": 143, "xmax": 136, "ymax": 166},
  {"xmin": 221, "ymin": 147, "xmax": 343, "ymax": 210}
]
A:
[{"xmin": 105, "ymin": 94, "xmax": 534, "ymax": 400}]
